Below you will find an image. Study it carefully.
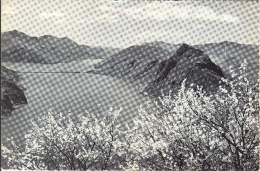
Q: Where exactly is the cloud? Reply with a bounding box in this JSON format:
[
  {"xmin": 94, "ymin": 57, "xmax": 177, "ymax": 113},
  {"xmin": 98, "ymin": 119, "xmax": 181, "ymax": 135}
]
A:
[{"xmin": 100, "ymin": 2, "xmax": 239, "ymax": 23}]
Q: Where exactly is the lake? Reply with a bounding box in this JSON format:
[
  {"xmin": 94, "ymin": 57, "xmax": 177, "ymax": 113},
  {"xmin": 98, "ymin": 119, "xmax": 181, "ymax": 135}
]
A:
[{"xmin": 1, "ymin": 62, "xmax": 148, "ymax": 144}]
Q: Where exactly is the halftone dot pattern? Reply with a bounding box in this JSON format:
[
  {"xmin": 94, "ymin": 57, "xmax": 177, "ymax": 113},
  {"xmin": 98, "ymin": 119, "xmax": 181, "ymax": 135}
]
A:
[{"xmin": 1, "ymin": 0, "xmax": 259, "ymax": 146}]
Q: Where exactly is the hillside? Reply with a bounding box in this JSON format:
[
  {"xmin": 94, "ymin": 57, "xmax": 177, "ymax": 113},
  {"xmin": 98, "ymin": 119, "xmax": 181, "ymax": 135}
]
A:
[{"xmin": 1, "ymin": 66, "xmax": 27, "ymax": 116}]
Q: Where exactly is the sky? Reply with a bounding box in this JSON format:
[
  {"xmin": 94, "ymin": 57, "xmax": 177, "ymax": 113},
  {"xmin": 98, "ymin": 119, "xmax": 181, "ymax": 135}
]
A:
[{"xmin": 1, "ymin": 0, "xmax": 259, "ymax": 48}]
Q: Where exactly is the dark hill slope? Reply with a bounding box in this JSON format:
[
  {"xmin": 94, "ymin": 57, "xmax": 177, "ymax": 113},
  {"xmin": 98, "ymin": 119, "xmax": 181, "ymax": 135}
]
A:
[{"xmin": 1, "ymin": 66, "xmax": 27, "ymax": 116}]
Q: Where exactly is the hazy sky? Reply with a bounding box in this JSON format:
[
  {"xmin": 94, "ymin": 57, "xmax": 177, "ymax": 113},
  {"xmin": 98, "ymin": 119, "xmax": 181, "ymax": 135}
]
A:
[{"xmin": 1, "ymin": 0, "xmax": 259, "ymax": 48}]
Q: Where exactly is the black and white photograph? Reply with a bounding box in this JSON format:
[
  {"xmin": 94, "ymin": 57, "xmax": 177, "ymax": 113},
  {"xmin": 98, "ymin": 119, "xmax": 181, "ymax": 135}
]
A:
[{"xmin": 1, "ymin": 0, "xmax": 259, "ymax": 170}]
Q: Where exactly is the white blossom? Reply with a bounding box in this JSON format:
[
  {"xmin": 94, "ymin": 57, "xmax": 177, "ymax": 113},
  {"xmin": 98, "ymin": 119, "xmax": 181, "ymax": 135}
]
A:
[
  {"xmin": 2, "ymin": 109, "xmax": 127, "ymax": 170},
  {"xmin": 124, "ymin": 62, "xmax": 259, "ymax": 170}
]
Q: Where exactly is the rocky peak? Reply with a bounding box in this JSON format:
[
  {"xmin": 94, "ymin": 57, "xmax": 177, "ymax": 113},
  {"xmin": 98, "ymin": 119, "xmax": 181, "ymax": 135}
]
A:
[{"xmin": 144, "ymin": 44, "xmax": 225, "ymax": 96}]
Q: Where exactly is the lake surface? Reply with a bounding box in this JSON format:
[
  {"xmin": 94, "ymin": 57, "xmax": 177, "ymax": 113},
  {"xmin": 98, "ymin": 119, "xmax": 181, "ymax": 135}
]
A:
[
  {"xmin": 1, "ymin": 63, "xmax": 148, "ymax": 144},
  {"xmin": 2, "ymin": 59, "xmax": 102, "ymax": 73}
]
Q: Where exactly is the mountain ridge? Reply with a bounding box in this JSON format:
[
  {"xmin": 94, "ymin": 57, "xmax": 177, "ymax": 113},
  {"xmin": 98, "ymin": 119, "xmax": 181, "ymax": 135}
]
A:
[{"xmin": 1, "ymin": 30, "xmax": 120, "ymax": 64}]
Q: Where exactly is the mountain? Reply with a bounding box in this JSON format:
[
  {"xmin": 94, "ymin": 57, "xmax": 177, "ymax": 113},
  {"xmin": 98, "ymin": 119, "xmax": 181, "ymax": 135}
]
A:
[
  {"xmin": 92, "ymin": 41, "xmax": 258, "ymax": 96},
  {"xmin": 92, "ymin": 43, "xmax": 225, "ymax": 96},
  {"xmin": 143, "ymin": 41, "xmax": 259, "ymax": 82},
  {"xmin": 93, "ymin": 41, "xmax": 258, "ymax": 81},
  {"xmin": 1, "ymin": 30, "xmax": 120, "ymax": 64},
  {"xmin": 144, "ymin": 44, "xmax": 224, "ymax": 96},
  {"xmin": 1, "ymin": 66, "xmax": 27, "ymax": 116},
  {"xmin": 92, "ymin": 44, "xmax": 175, "ymax": 84}
]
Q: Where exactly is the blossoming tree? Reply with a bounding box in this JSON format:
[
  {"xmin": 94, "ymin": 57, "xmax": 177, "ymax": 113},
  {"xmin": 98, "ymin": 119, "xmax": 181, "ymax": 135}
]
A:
[
  {"xmin": 124, "ymin": 62, "xmax": 259, "ymax": 170},
  {"xmin": 2, "ymin": 109, "xmax": 126, "ymax": 170}
]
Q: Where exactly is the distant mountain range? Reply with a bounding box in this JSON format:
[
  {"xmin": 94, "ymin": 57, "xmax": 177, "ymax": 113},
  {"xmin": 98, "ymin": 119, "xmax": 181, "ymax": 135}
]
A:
[
  {"xmin": 1, "ymin": 66, "xmax": 27, "ymax": 116},
  {"xmin": 1, "ymin": 30, "xmax": 120, "ymax": 64},
  {"xmin": 1, "ymin": 30, "xmax": 258, "ymax": 96},
  {"xmin": 92, "ymin": 41, "xmax": 259, "ymax": 96}
]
